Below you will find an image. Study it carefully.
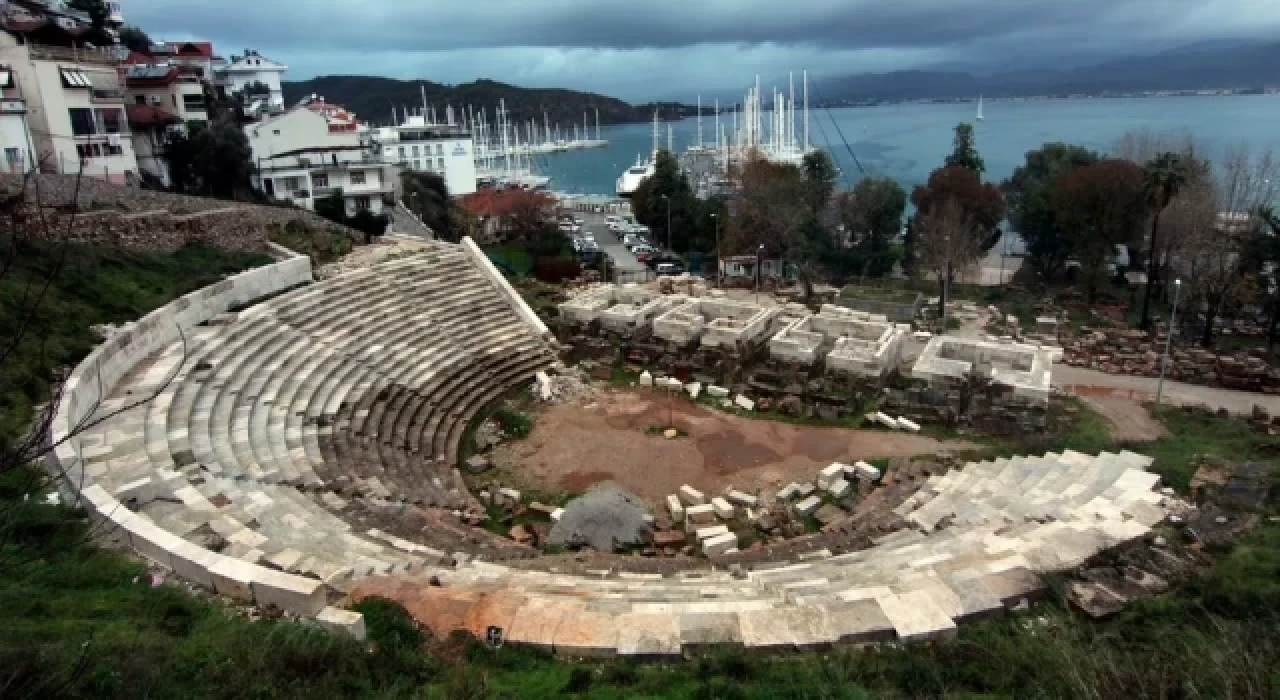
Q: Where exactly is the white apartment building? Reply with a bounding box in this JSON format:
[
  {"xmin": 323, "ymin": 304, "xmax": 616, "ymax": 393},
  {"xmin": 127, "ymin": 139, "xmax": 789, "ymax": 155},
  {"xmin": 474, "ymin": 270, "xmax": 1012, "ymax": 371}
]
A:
[
  {"xmin": 372, "ymin": 114, "xmax": 476, "ymax": 196},
  {"xmin": 0, "ymin": 32, "xmax": 137, "ymax": 182},
  {"xmin": 0, "ymin": 63, "xmax": 34, "ymax": 174},
  {"xmin": 123, "ymin": 62, "xmax": 207, "ymax": 124},
  {"xmin": 247, "ymin": 100, "xmax": 395, "ymax": 217},
  {"xmin": 219, "ymin": 49, "xmax": 286, "ymax": 109}
]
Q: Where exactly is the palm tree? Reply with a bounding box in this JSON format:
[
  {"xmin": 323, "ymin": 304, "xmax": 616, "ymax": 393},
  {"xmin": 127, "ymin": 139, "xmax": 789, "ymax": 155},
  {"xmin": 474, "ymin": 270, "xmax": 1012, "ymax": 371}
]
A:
[{"xmin": 1139, "ymin": 153, "xmax": 1187, "ymax": 330}]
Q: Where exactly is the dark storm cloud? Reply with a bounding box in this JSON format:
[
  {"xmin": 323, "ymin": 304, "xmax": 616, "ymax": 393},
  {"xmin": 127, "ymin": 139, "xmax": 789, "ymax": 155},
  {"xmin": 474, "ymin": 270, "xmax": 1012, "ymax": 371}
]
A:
[{"xmin": 122, "ymin": 0, "xmax": 1279, "ymax": 99}]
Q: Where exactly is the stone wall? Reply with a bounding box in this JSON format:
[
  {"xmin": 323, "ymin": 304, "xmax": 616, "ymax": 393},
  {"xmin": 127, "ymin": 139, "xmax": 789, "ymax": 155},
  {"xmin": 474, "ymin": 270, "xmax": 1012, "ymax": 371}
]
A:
[
  {"xmin": 1064, "ymin": 328, "xmax": 1280, "ymax": 393},
  {"xmin": 2, "ymin": 174, "xmax": 359, "ymax": 253},
  {"xmin": 881, "ymin": 376, "xmax": 1049, "ymax": 435}
]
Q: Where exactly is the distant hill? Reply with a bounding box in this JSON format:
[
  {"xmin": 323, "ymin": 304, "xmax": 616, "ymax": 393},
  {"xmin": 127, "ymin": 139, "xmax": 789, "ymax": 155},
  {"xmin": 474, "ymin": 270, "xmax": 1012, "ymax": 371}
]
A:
[
  {"xmin": 817, "ymin": 41, "xmax": 1280, "ymax": 103},
  {"xmin": 282, "ymin": 76, "xmax": 697, "ymax": 127}
]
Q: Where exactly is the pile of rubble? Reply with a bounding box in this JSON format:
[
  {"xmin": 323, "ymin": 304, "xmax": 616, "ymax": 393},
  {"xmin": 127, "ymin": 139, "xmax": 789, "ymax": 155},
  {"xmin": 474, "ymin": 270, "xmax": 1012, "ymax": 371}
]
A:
[
  {"xmin": 531, "ymin": 364, "xmax": 597, "ymax": 404},
  {"xmin": 1064, "ymin": 328, "xmax": 1280, "ymax": 392}
]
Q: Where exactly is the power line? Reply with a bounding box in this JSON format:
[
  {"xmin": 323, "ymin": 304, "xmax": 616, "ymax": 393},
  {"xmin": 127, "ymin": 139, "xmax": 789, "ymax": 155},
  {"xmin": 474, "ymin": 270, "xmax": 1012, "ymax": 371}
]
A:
[{"xmin": 825, "ymin": 106, "xmax": 865, "ymax": 176}]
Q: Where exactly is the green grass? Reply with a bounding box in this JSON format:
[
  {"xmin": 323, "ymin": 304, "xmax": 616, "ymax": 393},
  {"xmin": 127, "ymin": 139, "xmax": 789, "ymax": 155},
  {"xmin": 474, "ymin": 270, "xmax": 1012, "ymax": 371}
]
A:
[
  {"xmin": 484, "ymin": 245, "xmax": 534, "ymax": 277},
  {"xmin": 0, "ymin": 240, "xmax": 272, "ymax": 452},
  {"xmin": 267, "ymin": 219, "xmax": 353, "ymax": 265},
  {"xmin": 1141, "ymin": 407, "xmax": 1280, "ymax": 493}
]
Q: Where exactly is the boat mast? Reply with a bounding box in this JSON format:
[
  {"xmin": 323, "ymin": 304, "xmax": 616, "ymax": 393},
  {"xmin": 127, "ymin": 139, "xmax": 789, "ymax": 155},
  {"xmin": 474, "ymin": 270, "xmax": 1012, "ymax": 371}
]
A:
[
  {"xmin": 696, "ymin": 95, "xmax": 703, "ymax": 149},
  {"xmin": 803, "ymin": 70, "xmax": 809, "ymax": 152},
  {"xmin": 595, "ymin": 108, "xmax": 600, "ymax": 141}
]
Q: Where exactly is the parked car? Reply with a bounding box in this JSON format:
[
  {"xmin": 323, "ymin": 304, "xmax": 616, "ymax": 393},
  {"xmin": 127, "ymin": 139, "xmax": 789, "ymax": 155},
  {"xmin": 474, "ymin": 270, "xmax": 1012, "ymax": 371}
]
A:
[{"xmin": 655, "ymin": 262, "xmax": 685, "ymax": 276}]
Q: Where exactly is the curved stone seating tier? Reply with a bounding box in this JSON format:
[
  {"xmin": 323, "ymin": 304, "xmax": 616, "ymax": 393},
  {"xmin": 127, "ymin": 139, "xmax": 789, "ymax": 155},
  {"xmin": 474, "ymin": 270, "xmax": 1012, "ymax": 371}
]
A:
[
  {"xmin": 352, "ymin": 449, "xmax": 1165, "ymax": 655},
  {"xmin": 51, "ymin": 240, "xmax": 554, "ymax": 637}
]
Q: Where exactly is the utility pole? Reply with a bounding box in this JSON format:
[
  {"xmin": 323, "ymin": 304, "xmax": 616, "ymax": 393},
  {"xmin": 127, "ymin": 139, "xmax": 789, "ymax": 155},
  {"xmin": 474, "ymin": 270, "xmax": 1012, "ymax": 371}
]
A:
[
  {"xmin": 711, "ymin": 212, "xmax": 719, "ymax": 285},
  {"xmin": 1155, "ymin": 279, "xmax": 1182, "ymax": 411}
]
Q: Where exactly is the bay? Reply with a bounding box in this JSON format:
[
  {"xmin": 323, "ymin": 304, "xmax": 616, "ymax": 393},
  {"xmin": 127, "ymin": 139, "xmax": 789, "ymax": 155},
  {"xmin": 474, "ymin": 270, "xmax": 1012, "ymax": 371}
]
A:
[{"xmin": 537, "ymin": 94, "xmax": 1280, "ymax": 195}]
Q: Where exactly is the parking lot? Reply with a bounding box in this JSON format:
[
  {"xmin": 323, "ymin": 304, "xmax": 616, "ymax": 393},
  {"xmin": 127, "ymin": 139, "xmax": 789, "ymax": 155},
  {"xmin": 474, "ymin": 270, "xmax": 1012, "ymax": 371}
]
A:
[{"xmin": 562, "ymin": 211, "xmax": 671, "ymax": 282}]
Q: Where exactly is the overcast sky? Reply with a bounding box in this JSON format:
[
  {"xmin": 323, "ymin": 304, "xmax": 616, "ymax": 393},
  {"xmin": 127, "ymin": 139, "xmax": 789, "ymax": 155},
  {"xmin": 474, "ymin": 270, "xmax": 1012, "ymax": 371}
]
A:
[{"xmin": 125, "ymin": 0, "xmax": 1279, "ymax": 101}]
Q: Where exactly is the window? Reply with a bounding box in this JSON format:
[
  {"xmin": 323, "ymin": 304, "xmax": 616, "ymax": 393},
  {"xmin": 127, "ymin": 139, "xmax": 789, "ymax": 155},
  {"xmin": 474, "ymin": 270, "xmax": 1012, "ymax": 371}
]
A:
[
  {"xmin": 312, "ymin": 174, "xmax": 329, "ymax": 188},
  {"xmin": 435, "ymin": 143, "xmax": 443, "ymax": 155},
  {"xmin": 437, "ymin": 158, "xmax": 445, "ymax": 170},
  {"xmin": 60, "ymin": 68, "xmax": 92, "ymax": 88},
  {"xmin": 413, "ymin": 159, "xmax": 422, "ymax": 170},
  {"xmin": 0, "ymin": 69, "xmax": 14, "ymax": 88},
  {"xmin": 99, "ymin": 108, "xmax": 123, "ymax": 134},
  {"xmin": 349, "ymin": 170, "xmax": 366, "ymax": 185},
  {"xmin": 398, "ymin": 147, "xmax": 405, "ymax": 159},
  {"xmin": 182, "ymin": 93, "xmax": 205, "ymax": 111},
  {"xmin": 76, "ymin": 143, "xmax": 92, "ymax": 159},
  {"xmin": 135, "ymin": 95, "xmax": 146, "ymax": 105},
  {"xmin": 5, "ymin": 147, "xmax": 22, "ymax": 166},
  {"xmin": 68, "ymin": 108, "xmax": 95, "ymax": 136},
  {"xmin": 354, "ymin": 196, "xmax": 371, "ymax": 211},
  {"xmin": 105, "ymin": 143, "xmax": 123, "ymax": 156},
  {"xmin": 411, "ymin": 145, "xmax": 419, "ymax": 157},
  {"xmin": 280, "ymin": 176, "xmax": 300, "ymax": 192}
]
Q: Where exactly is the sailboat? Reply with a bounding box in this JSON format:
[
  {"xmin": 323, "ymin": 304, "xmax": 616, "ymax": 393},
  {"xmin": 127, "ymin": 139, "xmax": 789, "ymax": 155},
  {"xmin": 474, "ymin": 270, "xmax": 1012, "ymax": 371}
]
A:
[{"xmin": 976, "ymin": 95, "xmax": 984, "ymax": 122}]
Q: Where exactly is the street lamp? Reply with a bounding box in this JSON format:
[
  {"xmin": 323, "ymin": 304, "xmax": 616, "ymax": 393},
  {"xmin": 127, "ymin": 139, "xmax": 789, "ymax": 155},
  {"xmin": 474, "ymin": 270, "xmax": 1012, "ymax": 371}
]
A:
[
  {"xmin": 941, "ymin": 233, "xmax": 952, "ymax": 333},
  {"xmin": 1155, "ymin": 278, "xmax": 1182, "ymax": 411},
  {"xmin": 661, "ymin": 194, "xmax": 672, "ymax": 252},
  {"xmin": 755, "ymin": 243, "xmax": 764, "ymax": 304},
  {"xmin": 710, "ymin": 212, "xmax": 719, "ymax": 285}
]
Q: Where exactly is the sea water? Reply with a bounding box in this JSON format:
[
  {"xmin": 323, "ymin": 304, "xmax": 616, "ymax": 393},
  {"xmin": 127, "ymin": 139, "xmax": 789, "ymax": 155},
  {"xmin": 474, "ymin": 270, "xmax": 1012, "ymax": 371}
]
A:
[{"xmin": 538, "ymin": 94, "xmax": 1280, "ymax": 196}]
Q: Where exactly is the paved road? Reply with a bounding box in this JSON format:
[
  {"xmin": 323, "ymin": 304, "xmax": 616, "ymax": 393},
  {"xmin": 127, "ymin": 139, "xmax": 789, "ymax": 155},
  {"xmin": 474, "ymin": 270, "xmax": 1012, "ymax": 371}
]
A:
[
  {"xmin": 577, "ymin": 211, "xmax": 647, "ymax": 278},
  {"xmin": 1053, "ymin": 365, "xmax": 1280, "ymax": 416}
]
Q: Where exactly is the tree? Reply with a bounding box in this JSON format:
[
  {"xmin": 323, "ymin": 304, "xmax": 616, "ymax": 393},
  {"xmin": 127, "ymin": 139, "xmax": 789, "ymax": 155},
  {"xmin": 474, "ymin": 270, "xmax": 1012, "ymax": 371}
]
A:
[
  {"xmin": 836, "ymin": 176, "xmax": 906, "ymax": 279},
  {"xmin": 944, "ymin": 123, "xmax": 985, "ymax": 173},
  {"xmin": 313, "ymin": 190, "xmax": 388, "ymax": 244},
  {"xmin": 457, "ymin": 188, "xmax": 556, "ymax": 244},
  {"xmin": 65, "ymin": 0, "xmax": 114, "ymax": 45},
  {"xmin": 911, "ymin": 165, "xmax": 1006, "ymax": 312},
  {"xmin": 1051, "ymin": 159, "xmax": 1146, "ymax": 304},
  {"xmin": 1187, "ymin": 147, "xmax": 1279, "ymax": 347},
  {"xmin": 401, "ymin": 171, "xmax": 454, "ymax": 240},
  {"xmin": 801, "ymin": 150, "xmax": 837, "ymax": 215},
  {"xmin": 632, "ymin": 150, "xmax": 699, "ymax": 252},
  {"xmin": 1137, "ymin": 153, "xmax": 1189, "ymax": 329},
  {"xmin": 165, "ymin": 118, "xmax": 254, "ymax": 200},
  {"xmin": 118, "ymin": 25, "xmax": 152, "ymax": 54},
  {"xmin": 1001, "ymin": 143, "xmax": 1099, "ymax": 284}
]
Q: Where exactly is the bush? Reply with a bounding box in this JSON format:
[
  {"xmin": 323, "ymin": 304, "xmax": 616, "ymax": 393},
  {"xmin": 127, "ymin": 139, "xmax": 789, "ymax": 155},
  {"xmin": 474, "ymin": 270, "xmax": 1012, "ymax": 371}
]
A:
[
  {"xmin": 493, "ymin": 408, "xmax": 533, "ymax": 438},
  {"xmin": 532, "ymin": 256, "xmax": 581, "ymax": 284}
]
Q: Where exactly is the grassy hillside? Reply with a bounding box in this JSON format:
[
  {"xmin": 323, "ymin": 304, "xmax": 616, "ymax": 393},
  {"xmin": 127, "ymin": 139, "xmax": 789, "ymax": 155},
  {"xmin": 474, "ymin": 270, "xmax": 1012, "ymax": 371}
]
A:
[
  {"xmin": 282, "ymin": 76, "xmax": 698, "ymax": 127},
  {"xmin": 0, "ymin": 240, "xmax": 272, "ymax": 452}
]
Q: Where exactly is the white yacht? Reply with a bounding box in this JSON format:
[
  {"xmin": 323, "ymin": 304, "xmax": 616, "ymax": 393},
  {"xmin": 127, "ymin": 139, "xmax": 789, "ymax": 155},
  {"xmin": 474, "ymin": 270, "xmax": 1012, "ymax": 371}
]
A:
[{"xmin": 615, "ymin": 111, "xmax": 660, "ymax": 197}]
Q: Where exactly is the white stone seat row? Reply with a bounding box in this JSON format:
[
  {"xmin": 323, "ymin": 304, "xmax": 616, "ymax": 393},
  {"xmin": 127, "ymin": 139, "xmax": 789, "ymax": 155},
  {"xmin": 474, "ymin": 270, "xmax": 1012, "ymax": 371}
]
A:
[
  {"xmin": 55, "ymin": 240, "xmax": 553, "ymax": 638},
  {"xmin": 351, "ymin": 449, "xmax": 1167, "ymax": 655}
]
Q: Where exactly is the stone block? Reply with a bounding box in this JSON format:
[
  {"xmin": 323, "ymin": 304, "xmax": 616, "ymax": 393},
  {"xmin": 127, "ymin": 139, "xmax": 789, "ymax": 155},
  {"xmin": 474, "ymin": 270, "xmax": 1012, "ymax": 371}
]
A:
[
  {"xmin": 702, "ymin": 532, "xmax": 738, "ymax": 556},
  {"xmin": 734, "ymin": 395, "xmax": 756, "ymax": 411},
  {"xmin": 316, "ymin": 606, "xmax": 367, "ymax": 640},
  {"xmin": 695, "ymin": 524, "xmax": 730, "ymax": 541},
  {"xmin": 251, "ymin": 568, "xmax": 328, "ymax": 615},
  {"xmin": 679, "ymin": 484, "xmax": 706, "ymax": 505},
  {"xmin": 639, "ymin": 370, "xmax": 653, "ymax": 387},
  {"xmin": 711, "ymin": 497, "xmax": 734, "ymax": 520},
  {"xmin": 114, "ymin": 476, "xmax": 156, "ymax": 505},
  {"xmin": 794, "ymin": 495, "xmax": 822, "ymax": 516},
  {"xmin": 776, "ymin": 483, "xmax": 800, "ymax": 500},
  {"xmin": 686, "ymin": 382, "xmax": 702, "ymax": 399},
  {"xmin": 535, "ymin": 371, "xmax": 553, "ymax": 400},
  {"xmin": 794, "ymin": 482, "xmax": 816, "ymax": 498},
  {"xmin": 667, "ymin": 494, "xmax": 685, "ymax": 522},
  {"xmin": 897, "ymin": 417, "xmax": 921, "ymax": 432},
  {"xmin": 853, "ymin": 461, "xmax": 882, "ymax": 481},
  {"xmin": 817, "ymin": 462, "xmax": 848, "ymax": 490},
  {"xmin": 550, "ymin": 508, "xmax": 565, "ymax": 522},
  {"xmin": 707, "ymin": 385, "xmax": 730, "ymax": 398},
  {"xmin": 209, "ymin": 557, "xmax": 257, "ymax": 601},
  {"xmin": 877, "ymin": 591, "xmax": 958, "ymax": 642},
  {"xmin": 727, "ymin": 490, "xmax": 758, "ymax": 507},
  {"xmin": 657, "ymin": 377, "xmax": 683, "ymax": 391},
  {"xmin": 828, "ymin": 478, "xmax": 851, "ymax": 499},
  {"xmin": 653, "ymin": 530, "xmax": 687, "ymax": 547},
  {"xmin": 498, "ymin": 487, "xmax": 522, "ymax": 504},
  {"xmin": 874, "ymin": 412, "xmax": 900, "ymax": 429}
]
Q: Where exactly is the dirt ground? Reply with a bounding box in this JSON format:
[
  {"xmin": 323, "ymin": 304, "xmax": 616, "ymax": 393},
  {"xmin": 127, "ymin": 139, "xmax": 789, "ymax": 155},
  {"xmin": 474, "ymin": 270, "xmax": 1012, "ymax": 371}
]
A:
[
  {"xmin": 487, "ymin": 389, "xmax": 975, "ymax": 505},
  {"xmin": 1064, "ymin": 385, "xmax": 1169, "ymax": 442}
]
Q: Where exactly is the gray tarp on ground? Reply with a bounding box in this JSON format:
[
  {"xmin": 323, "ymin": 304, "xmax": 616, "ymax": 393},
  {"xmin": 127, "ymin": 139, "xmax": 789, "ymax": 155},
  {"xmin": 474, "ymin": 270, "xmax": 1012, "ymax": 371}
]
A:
[{"xmin": 548, "ymin": 482, "xmax": 652, "ymax": 552}]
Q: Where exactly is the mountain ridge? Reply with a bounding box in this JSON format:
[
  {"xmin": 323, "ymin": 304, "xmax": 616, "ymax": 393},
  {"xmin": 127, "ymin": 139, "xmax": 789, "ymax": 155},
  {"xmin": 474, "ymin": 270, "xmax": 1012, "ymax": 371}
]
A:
[{"xmin": 281, "ymin": 75, "xmax": 698, "ymax": 127}]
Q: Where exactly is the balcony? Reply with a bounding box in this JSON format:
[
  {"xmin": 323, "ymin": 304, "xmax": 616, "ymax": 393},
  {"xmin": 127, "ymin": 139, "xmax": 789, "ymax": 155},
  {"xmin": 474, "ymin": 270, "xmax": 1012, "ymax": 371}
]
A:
[
  {"xmin": 0, "ymin": 98, "xmax": 26, "ymax": 115},
  {"xmin": 90, "ymin": 88, "xmax": 125, "ymax": 104},
  {"xmin": 28, "ymin": 43, "xmax": 117, "ymax": 66}
]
